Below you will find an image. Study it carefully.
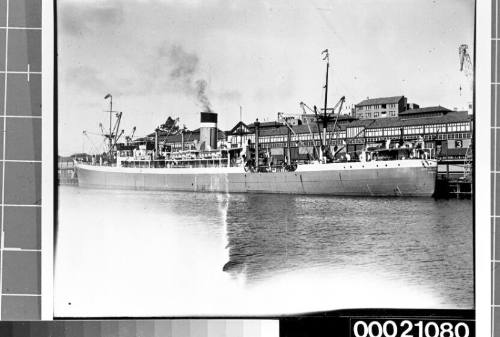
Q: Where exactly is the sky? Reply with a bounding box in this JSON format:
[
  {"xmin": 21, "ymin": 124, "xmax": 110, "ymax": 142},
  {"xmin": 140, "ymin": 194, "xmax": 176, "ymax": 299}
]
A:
[{"xmin": 58, "ymin": 0, "xmax": 474, "ymax": 155}]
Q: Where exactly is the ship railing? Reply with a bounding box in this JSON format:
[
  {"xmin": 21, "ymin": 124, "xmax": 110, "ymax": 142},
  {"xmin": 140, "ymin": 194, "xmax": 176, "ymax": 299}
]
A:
[
  {"xmin": 84, "ymin": 161, "xmax": 114, "ymax": 167},
  {"xmin": 265, "ymin": 166, "xmax": 290, "ymax": 173},
  {"xmin": 119, "ymin": 158, "xmax": 231, "ymax": 169},
  {"xmin": 355, "ymin": 147, "xmax": 435, "ymax": 162}
]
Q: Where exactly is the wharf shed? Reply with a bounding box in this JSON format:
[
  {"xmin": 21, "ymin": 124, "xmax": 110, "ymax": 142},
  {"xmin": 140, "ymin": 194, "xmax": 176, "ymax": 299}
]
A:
[
  {"xmin": 225, "ymin": 113, "xmax": 472, "ymax": 161},
  {"xmin": 138, "ymin": 110, "xmax": 472, "ymax": 163}
]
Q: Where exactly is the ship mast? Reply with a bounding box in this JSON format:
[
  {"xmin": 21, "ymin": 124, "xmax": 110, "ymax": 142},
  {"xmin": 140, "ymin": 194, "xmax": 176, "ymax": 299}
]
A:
[
  {"xmin": 103, "ymin": 93, "xmax": 124, "ymax": 158},
  {"xmin": 307, "ymin": 50, "xmax": 345, "ymax": 160},
  {"xmin": 105, "ymin": 94, "xmax": 113, "ymax": 154}
]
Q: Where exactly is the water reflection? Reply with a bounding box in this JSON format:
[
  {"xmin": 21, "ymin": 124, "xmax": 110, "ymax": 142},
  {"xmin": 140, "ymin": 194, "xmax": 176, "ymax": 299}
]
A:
[
  {"xmin": 55, "ymin": 187, "xmax": 473, "ymax": 316},
  {"xmin": 223, "ymin": 194, "xmax": 473, "ymax": 306}
]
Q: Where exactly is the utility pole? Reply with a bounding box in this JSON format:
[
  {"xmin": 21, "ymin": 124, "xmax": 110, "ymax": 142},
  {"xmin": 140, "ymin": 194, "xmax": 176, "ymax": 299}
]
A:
[
  {"xmin": 254, "ymin": 119, "xmax": 260, "ymax": 171},
  {"xmin": 154, "ymin": 128, "xmax": 159, "ymax": 160},
  {"xmin": 287, "ymin": 126, "xmax": 292, "ymax": 165},
  {"xmin": 240, "ymin": 106, "xmax": 243, "ymax": 148},
  {"xmin": 181, "ymin": 130, "xmax": 184, "ymax": 151}
]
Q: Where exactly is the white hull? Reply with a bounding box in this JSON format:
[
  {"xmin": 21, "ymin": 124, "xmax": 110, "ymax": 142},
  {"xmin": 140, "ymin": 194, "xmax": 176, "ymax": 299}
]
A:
[{"xmin": 75, "ymin": 159, "xmax": 437, "ymax": 197}]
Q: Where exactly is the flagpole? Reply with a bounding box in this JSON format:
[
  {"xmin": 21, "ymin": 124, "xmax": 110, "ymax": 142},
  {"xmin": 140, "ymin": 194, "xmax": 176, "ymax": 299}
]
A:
[{"xmin": 322, "ymin": 49, "xmax": 329, "ymax": 148}]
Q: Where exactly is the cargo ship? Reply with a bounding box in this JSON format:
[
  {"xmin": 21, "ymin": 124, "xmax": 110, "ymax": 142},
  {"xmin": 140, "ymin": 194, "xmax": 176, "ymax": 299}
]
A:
[
  {"xmin": 75, "ymin": 108, "xmax": 437, "ymax": 197},
  {"xmin": 76, "ymin": 155, "xmax": 436, "ymax": 196},
  {"xmin": 75, "ymin": 51, "xmax": 437, "ymax": 196}
]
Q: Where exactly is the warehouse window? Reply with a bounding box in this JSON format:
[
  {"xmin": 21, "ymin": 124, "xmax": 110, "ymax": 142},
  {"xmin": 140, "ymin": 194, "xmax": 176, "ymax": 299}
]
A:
[
  {"xmin": 404, "ymin": 125, "xmax": 424, "ymax": 135},
  {"xmin": 366, "ymin": 128, "xmax": 383, "ymax": 137}
]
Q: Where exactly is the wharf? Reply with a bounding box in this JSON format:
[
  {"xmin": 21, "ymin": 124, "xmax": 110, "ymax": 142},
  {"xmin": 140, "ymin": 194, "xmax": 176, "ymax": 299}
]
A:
[
  {"xmin": 58, "ymin": 159, "xmax": 78, "ymax": 185},
  {"xmin": 435, "ymin": 176, "xmax": 472, "ymax": 198},
  {"xmin": 435, "ymin": 158, "xmax": 472, "ymax": 199}
]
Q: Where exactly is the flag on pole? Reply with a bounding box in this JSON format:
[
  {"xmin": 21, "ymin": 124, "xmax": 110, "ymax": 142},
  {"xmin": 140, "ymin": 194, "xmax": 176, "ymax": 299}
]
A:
[{"xmin": 321, "ymin": 49, "xmax": 329, "ymax": 60}]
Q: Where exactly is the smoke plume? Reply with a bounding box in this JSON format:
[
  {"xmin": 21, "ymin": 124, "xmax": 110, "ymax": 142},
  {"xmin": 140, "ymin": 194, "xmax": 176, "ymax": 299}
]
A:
[
  {"xmin": 166, "ymin": 44, "xmax": 212, "ymax": 112},
  {"xmin": 195, "ymin": 79, "xmax": 211, "ymax": 111}
]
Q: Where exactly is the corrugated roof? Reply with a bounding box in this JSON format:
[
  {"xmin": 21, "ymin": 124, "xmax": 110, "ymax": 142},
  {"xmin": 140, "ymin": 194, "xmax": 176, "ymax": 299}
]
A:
[
  {"xmin": 345, "ymin": 114, "xmax": 471, "ymax": 129},
  {"xmin": 399, "ymin": 106, "xmax": 451, "ymax": 115},
  {"xmin": 138, "ymin": 114, "xmax": 472, "ymax": 143},
  {"xmin": 301, "ymin": 113, "xmax": 357, "ymax": 121},
  {"xmin": 239, "ymin": 114, "xmax": 471, "ymax": 138},
  {"xmin": 356, "ymin": 96, "xmax": 404, "ymax": 107},
  {"xmin": 248, "ymin": 121, "xmax": 283, "ymax": 128}
]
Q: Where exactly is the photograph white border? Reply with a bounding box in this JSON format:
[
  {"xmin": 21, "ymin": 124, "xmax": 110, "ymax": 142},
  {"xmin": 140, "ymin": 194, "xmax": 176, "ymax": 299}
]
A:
[
  {"xmin": 475, "ymin": 0, "xmax": 491, "ymax": 336},
  {"xmin": 42, "ymin": 0, "xmax": 54, "ymax": 320}
]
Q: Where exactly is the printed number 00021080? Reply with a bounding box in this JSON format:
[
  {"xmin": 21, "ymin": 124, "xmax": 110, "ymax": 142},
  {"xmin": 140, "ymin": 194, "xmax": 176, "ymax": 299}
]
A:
[{"xmin": 352, "ymin": 320, "xmax": 471, "ymax": 337}]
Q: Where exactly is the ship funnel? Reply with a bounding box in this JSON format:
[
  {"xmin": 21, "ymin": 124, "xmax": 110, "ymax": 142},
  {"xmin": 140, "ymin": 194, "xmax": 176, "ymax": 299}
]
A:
[{"xmin": 200, "ymin": 112, "xmax": 217, "ymax": 150}]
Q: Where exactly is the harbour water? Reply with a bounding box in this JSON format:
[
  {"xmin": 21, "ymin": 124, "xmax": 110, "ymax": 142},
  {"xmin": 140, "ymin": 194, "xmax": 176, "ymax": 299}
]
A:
[{"xmin": 55, "ymin": 186, "xmax": 473, "ymax": 317}]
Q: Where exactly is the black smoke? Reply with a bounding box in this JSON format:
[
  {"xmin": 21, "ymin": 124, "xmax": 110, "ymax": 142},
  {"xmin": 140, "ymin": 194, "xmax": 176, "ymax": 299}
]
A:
[
  {"xmin": 195, "ymin": 79, "xmax": 211, "ymax": 112},
  {"xmin": 166, "ymin": 44, "xmax": 212, "ymax": 112}
]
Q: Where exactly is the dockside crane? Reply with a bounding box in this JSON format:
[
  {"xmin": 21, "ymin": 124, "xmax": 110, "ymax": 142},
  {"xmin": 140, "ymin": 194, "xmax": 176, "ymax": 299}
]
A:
[
  {"xmin": 458, "ymin": 44, "xmax": 473, "ymax": 180},
  {"xmin": 458, "ymin": 44, "xmax": 473, "ymax": 96}
]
